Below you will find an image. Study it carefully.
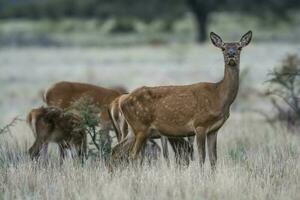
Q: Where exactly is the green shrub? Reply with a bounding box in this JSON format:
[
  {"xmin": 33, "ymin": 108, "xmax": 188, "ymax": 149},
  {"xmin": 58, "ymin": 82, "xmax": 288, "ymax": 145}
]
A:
[
  {"xmin": 67, "ymin": 96, "xmax": 112, "ymax": 162},
  {"xmin": 264, "ymin": 54, "xmax": 300, "ymax": 130}
]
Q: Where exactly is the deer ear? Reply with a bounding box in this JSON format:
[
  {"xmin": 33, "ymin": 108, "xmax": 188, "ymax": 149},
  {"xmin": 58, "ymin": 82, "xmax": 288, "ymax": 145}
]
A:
[
  {"xmin": 240, "ymin": 30, "xmax": 252, "ymax": 47},
  {"xmin": 210, "ymin": 32, "xmax": 223, "ymax": 48}
]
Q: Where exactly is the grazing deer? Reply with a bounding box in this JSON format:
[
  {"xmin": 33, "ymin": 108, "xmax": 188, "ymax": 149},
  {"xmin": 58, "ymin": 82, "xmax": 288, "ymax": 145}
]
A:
[
  {"xmin": 43, "ymin": 81, "xmax": 123, "ymax": 129},
  {"xmin": 27, "ymin": 106, "xmax": 86, "ymax": 162},
  {"xmin": 112, "ymin": 31, "xmax": 252, "ymax": 168},
  {"xmin": 109, "ymin": 94, "xmax": 194, "ymax": 165}
]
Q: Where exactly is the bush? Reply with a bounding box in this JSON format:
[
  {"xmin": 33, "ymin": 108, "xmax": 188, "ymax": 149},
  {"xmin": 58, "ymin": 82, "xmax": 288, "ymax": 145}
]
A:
[
  {"xmin": 67, "ymin": 97, "xmax": 112, "ymax": 162},
  {"xmin": 110, "ymin": 18, "xmax": 136, "ymax": 34},
  {"xmin": 264, "ymin": 54, "xmax": 300, "ymax": 130}
]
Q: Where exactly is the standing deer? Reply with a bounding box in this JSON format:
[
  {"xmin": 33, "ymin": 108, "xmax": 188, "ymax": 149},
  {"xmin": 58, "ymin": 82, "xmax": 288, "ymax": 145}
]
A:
[
  {"xmin": 27, "ymin": 106, "xmax": 86, "ymax": 162},
  {"xmin": 112, "ymin": 31, "xmax": 252, "ymax": 168}
]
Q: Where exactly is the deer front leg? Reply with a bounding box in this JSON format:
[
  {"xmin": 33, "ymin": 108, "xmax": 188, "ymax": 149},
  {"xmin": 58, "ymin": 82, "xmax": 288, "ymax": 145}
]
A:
[
  {"xmin": 195, "ymin": 127, "xmax": 206, "ymax": 166},
  {"xmin": 29, "ymin": 138, "xmax": 44, "ymax": 160},
  {"xmin": 207, "ymin": 131, "xmax": 218, "ymax": 170}
]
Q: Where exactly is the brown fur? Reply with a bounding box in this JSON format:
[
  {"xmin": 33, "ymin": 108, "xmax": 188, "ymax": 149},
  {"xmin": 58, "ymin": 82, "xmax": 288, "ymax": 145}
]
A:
[
  {"xmin": 27, "ymin": 106, "xmax": 86, "ymax": 162},
  {"xmin": 113, "ymin": 31, "xmax": 252, "ymax": 168},
  {"xmin": 44, "ymin": 81, "xmax": 123, "ymax": 123},
  {"xmin": 109, "ymin": 94, "xmax": 194, "ymax": 165}
]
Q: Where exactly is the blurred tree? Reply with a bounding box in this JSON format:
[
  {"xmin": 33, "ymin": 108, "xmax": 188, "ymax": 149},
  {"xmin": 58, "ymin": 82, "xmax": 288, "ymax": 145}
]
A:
[
  {"xmin": 0, "ymin": 0, "xmax": 299, "ymax": 42},
  {"xmin": 186, "ymin": 0, "xmax": 218, "ymax": 43},
  {"xmin": 186, "ymin": 0, "xmax": 300, "ymax": 42},
  {"xmin": 262, "ymin": 54, "xmax": 300, "ymax": 131}
]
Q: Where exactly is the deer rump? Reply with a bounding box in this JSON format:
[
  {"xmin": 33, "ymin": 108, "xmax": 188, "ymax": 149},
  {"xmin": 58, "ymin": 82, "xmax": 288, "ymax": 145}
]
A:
[
  {"xmin": 27, "ymin": 106, "xmax": 86, "ymax": 160},
  {"xmin": 108, "ymin": 94, "xmax": 194, "ymax": 164}
]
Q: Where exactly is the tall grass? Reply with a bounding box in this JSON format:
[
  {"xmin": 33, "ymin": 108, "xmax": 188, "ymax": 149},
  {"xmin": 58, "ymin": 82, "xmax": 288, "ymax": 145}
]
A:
[{"xmin": 0, "ymin": 114, "xmax": 299, "ymax": 200}]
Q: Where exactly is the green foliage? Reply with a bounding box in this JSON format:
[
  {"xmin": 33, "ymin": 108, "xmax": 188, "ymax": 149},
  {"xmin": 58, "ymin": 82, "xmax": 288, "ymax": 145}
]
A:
[
  {"xmin": 67, "ymin": 97, "xmax": 112, "ymax": 162},
  {"xmin": 0, "ymin": 0, "xmax": 299, "ymax": 42},
  {"xmin": 0, "ymin": 0, "xmax": 187, "ymax": 21},
  {"xmin": 110, "ymin": 18, "xmax": 137, "ymax": 33}
]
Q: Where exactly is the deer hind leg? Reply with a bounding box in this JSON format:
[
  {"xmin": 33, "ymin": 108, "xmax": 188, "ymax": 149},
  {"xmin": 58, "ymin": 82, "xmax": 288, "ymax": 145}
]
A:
[
  {"xmin": 207, "ymin": 131, "xmax": 218, "ymax": 170},
  {"xmin": 195, "ymin": 127, "xmax": 206, "ymax": 166},
  {"xmin": 160, "ymin": 136, "xmax": 170, "ymax": 165},
  {"xmin": 187, "ymin": 136, "xmax": 195, "ymax": 160},
  {"xmin": 168, "ymin": 137, "xmax": 192, "ymax": 166},
  {"xmin": 129, "ymin": 131, "xmax": 148, "ymax": 161}
]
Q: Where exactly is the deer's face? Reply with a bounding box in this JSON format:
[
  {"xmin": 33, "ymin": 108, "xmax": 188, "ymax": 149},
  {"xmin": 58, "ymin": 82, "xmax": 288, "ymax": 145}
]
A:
[{"xmin": 210, "ymin": 31, "xmax": 252, "ymax": 67}]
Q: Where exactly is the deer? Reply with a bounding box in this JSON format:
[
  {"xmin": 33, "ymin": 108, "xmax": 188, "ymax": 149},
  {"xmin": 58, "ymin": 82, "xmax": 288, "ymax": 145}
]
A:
[
  {"xmin": 27, "ymin": 106, "xmax": 86, "ymax": 162},
  {"xmin": 109, "ymin": 94, "xmax": 194, "ymax": 165},
  {"xmin": 111, "ymin": 31, "xmax": 252, "ymax": 169},
  {"xmin": 43, "ymin": 81, "xmax": 123, "ymax": 133}
]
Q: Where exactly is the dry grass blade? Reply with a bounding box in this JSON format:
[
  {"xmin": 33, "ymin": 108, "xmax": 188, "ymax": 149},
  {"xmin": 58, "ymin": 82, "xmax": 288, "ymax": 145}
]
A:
[{"xmin": 0, "ymin": 116, "xmax": 23, "ymax": 135}]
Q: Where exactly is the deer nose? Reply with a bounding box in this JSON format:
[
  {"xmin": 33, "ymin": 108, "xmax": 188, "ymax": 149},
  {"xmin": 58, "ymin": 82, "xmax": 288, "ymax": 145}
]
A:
[{"xmin": 228, "ymin": 49, "xmax": 235, "ymax": 58}]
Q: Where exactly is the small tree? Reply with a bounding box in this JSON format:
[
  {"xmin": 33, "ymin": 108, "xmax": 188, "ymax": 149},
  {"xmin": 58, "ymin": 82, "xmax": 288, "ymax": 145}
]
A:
[{"xmin": 67, "ymin": 97, "xmax": 112, "ymax": 162}]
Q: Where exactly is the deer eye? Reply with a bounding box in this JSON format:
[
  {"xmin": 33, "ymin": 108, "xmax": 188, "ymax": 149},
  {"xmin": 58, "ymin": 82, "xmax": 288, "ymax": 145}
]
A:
[
  {"xmin": 221, "ymin": 47, "xmax": 225, "ymax": 51},
  {"xmin": 238, "ymin": 46, "xmax": 242, "ymax": 50}
]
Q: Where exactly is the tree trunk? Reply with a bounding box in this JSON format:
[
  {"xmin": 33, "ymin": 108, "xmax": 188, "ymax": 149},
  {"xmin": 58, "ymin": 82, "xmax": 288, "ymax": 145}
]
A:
[
  {"xmin": 195, "ymin": 12, "xmax": 208, "ymax": 43},
  {"xmin": 186, "ymin": 0, "xmax": 209, "ymax": 43}
]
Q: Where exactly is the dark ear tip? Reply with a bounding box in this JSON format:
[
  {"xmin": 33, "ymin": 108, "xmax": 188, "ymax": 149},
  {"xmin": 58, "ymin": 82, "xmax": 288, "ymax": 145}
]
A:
[{"xmin": 210, "ymin": 32, "xmax": 215, "ymax": 36}]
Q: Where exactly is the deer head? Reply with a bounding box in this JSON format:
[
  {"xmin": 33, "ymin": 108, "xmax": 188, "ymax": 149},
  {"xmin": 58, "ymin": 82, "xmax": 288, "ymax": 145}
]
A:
[{"xmin": 210, "ymin": 31, "xmax": 252, "ymax": 67}]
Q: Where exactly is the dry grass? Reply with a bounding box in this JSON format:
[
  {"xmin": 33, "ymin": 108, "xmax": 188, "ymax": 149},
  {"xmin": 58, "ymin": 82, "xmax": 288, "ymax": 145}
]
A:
[
  {"xmin": 1, "ymin": 44, "xmax": 300, "ymax": 199},
  {"xmin": 0, "ymin": 114, "xmax": 299, "ymax": 200}
]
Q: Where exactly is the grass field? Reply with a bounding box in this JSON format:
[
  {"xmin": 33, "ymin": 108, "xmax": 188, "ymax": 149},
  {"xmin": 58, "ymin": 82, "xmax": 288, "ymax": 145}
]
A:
[
  {"xmin": 0, "ymin": 43, "xmax": 300, "ymax": 199},
  {"xmin": 0, "ymin": 115, "xmax": 299, "ymax": 199}
]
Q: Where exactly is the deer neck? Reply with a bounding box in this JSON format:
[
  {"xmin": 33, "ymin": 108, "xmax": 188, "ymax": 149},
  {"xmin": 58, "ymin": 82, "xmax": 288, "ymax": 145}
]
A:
[{"xmin": 217, "ymin": 63, "xmax": 240, "ymax": 110}]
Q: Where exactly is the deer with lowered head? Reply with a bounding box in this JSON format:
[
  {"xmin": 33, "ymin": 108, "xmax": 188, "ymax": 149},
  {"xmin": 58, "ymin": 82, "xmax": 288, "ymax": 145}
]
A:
[
  {"xmin": 43, "ymin": 81, "xmax": 123, "ymax": 135},
  {"xmin": 112, "ymin": 31, "xmax": 252, "ymax": 168}
]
